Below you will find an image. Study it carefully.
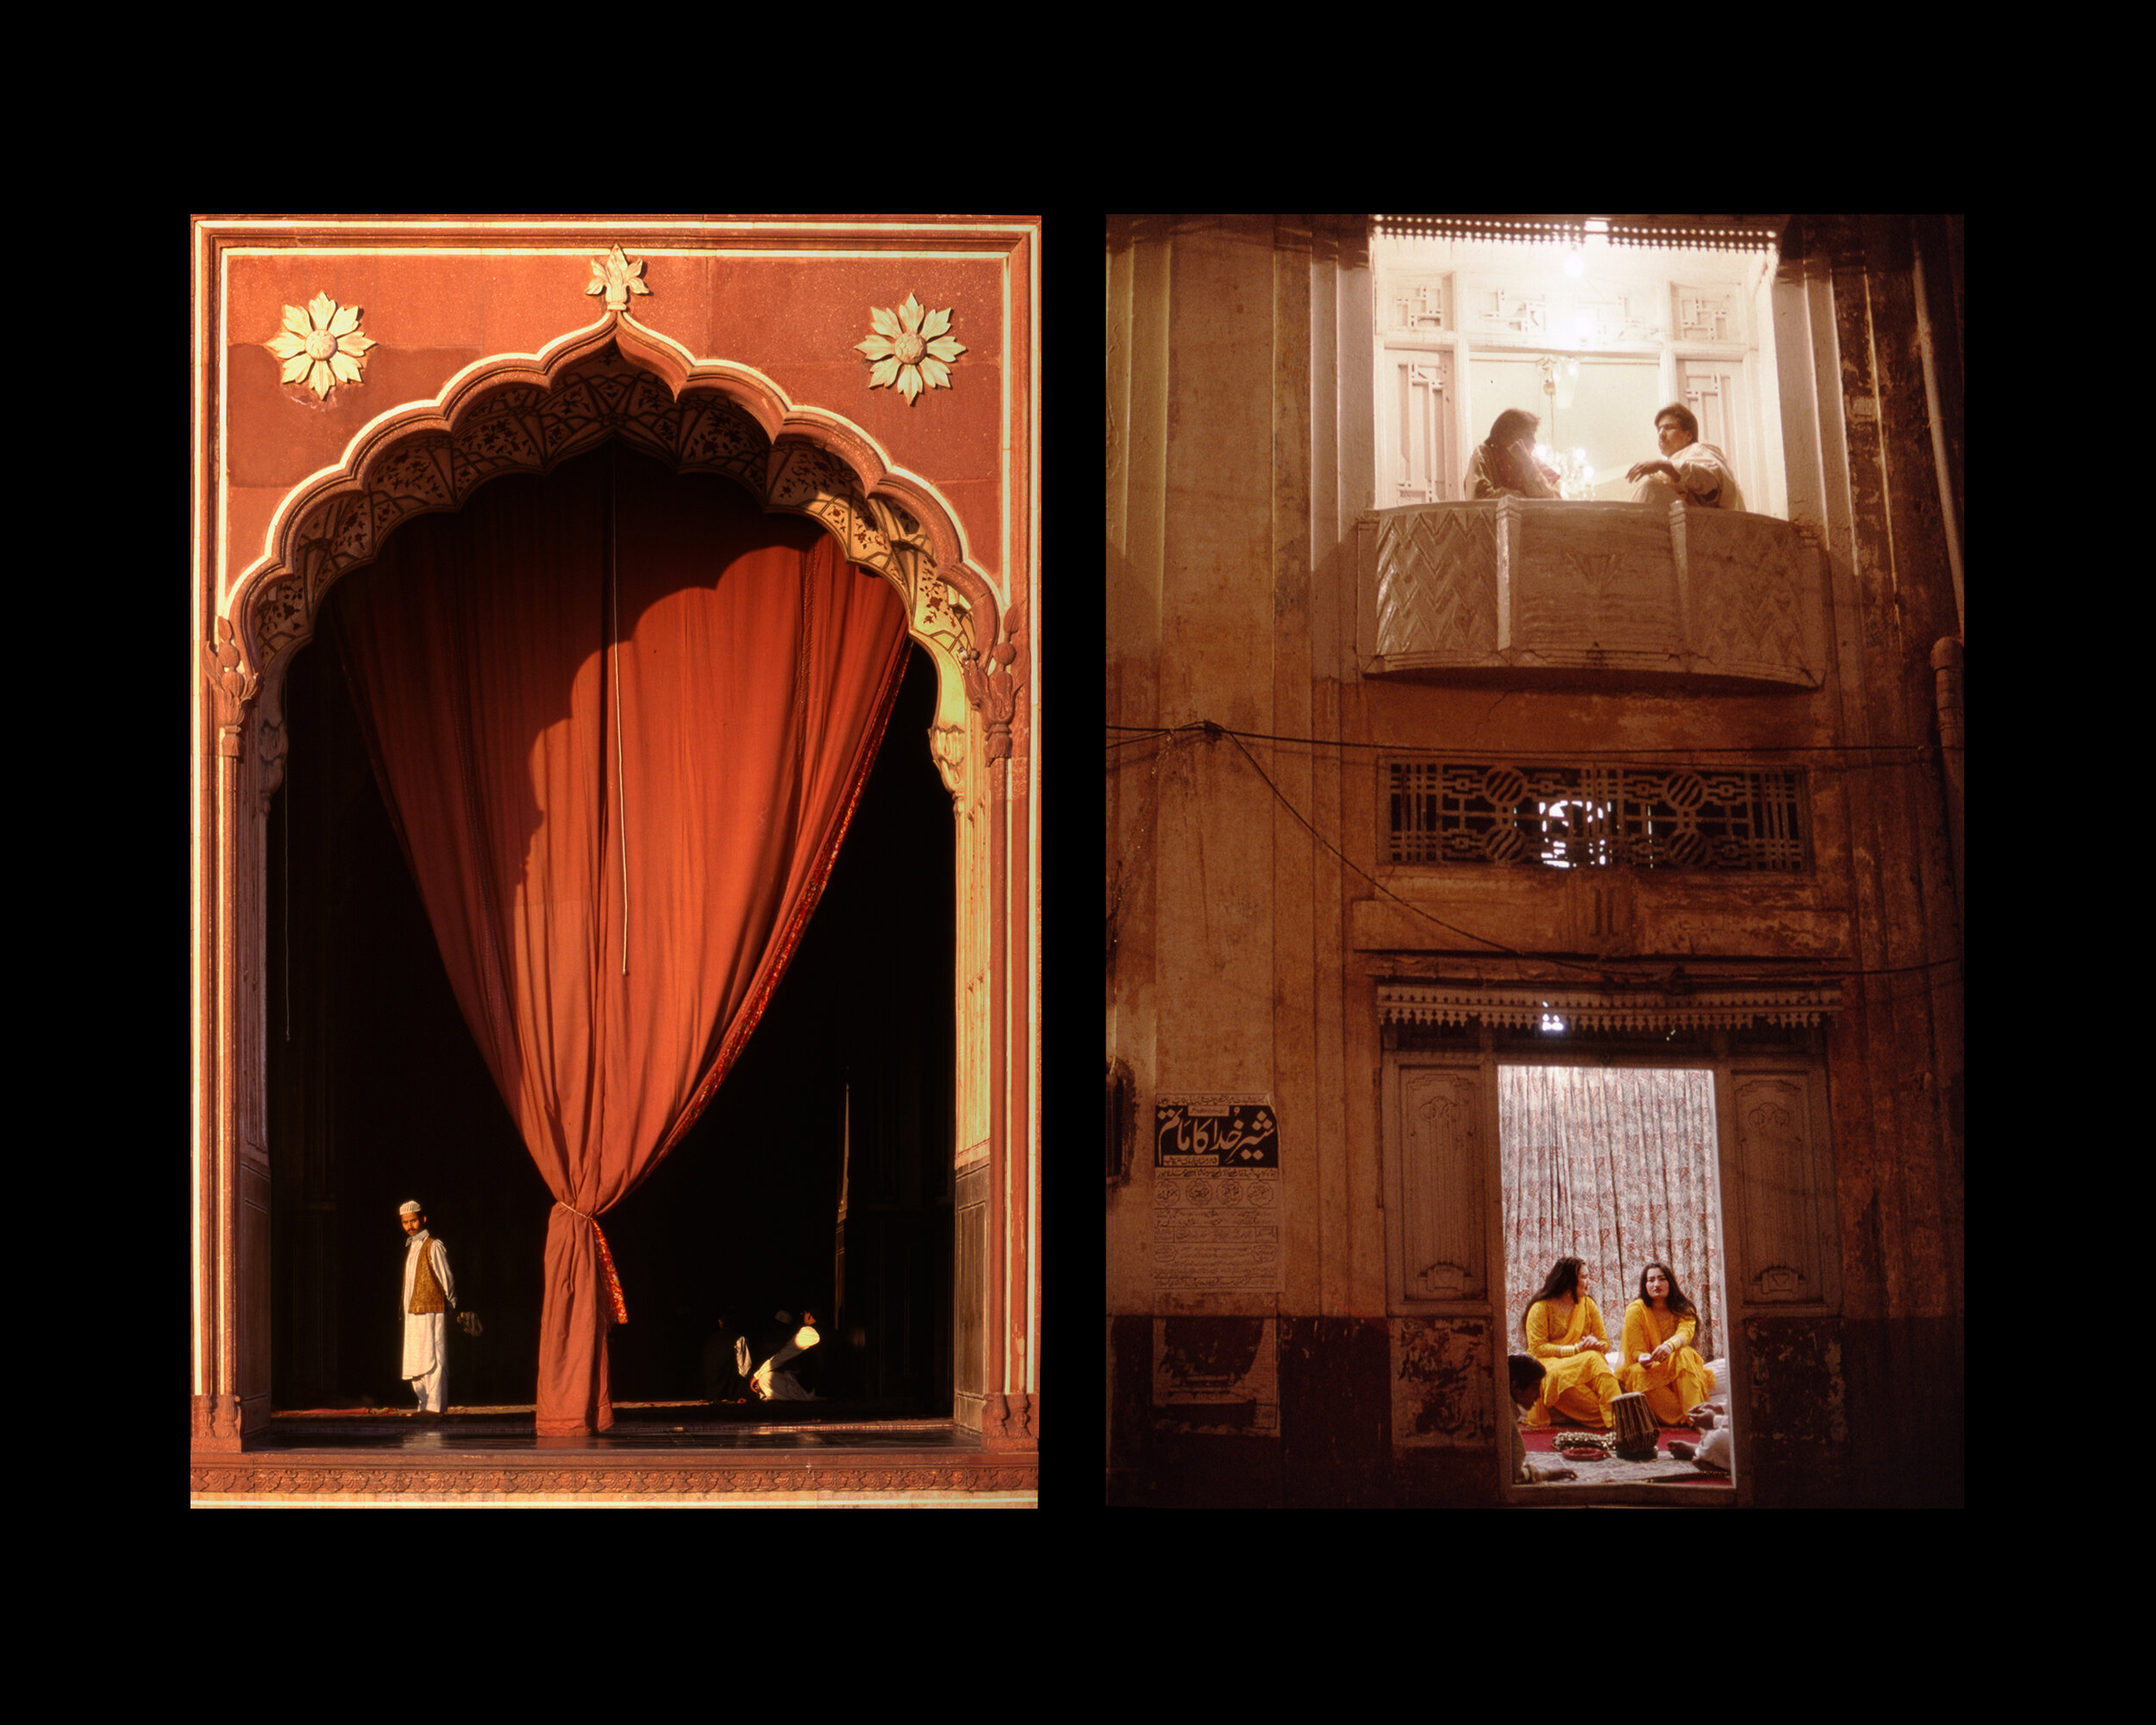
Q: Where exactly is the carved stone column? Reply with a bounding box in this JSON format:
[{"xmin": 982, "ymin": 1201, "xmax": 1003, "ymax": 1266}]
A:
[{"xmin": 195, "ymin": 623, "xmax": 258, "ymax": 1451}]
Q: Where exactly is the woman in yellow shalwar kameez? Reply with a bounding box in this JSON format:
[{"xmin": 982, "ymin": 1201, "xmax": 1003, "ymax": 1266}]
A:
[
  {"xmin": 1620, "ymin": 1261, "xmax": 1717, "ymax": 1426},
  {"xmin": 1520, "ymin": 1257, "xmax": 1620, "ymax": 1428}
]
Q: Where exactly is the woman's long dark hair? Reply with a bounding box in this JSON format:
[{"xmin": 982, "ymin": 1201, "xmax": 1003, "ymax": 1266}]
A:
[
  {"xmin": 1636, "ymin": 1261, "xmax": 1699, "ymax": 1322},
  {"xmin": 1521, "ymin": 1256, "xmax": 1586, "ymax": 1345},
  {"xmin": 1489, "ymin": 407, "xmax": 1540, "ymax": 449}
]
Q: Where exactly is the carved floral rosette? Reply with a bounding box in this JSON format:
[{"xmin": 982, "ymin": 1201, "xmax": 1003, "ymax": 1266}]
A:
[{"xmin": 229, "ymin": 334, "xmax": 1004, "ymax": 801}]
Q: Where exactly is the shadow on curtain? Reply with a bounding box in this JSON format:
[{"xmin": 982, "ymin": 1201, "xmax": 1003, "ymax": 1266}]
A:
[{"xmin": 329, "ymin": 440, "xmax": 911, "ymax": 1433}]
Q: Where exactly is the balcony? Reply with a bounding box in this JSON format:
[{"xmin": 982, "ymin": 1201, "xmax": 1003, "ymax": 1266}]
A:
[{"xmin": 1357, "ymin": 499, "xmax": 1829, "ymax": 689}]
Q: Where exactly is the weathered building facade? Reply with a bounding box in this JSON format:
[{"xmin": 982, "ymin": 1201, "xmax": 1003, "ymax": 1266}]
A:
[{"xmin": 1106, "ymin": 214, "xmax": 1962, "ymax": 1507}]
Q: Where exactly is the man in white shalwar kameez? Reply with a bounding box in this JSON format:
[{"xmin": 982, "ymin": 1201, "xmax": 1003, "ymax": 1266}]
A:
[
  {"xmin": 750, "ymin": 1309, "xmax": 823, "ymax": 1402},
  {"xmin": 1626, "ymin": 404, "xmax": 1745, "ymax": 511},
  {"xmin": 398, "ymin": 1201, "xmax": 460, "ymax": 1414}
]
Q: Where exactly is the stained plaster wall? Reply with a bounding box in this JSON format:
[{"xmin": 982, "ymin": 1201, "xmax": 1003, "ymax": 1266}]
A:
[{"xmin": 1106, "ymin": 215, "xmax": 1964, "ymax": 1508}]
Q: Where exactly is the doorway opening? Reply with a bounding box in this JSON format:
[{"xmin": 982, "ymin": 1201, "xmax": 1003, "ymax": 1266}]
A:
[
  {"xmin": 1499, "ymin": 1060, "xmax": 1735, "ymax": 1496},
  {"xmin": 264, "ymin": 450, "xmax": 953, "ymax": 1428}
]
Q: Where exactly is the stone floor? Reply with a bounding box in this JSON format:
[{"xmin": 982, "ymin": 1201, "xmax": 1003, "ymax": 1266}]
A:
[
  {"xmin": 250, "ymin": 1420, "xmax": 974, "ymax": 1452},
  {"xmin": 259, "ymin": 1398, "xmax": 943, "ymax": 1448}
]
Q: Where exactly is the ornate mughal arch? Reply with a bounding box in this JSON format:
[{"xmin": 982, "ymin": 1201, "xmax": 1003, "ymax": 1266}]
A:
[
  {"xmin": 195, "ymin": 304, "xmax": 1030, "ymax": 1451},
  {"xmin": 206, "ymin": 308, "xmax": 1028, "ymax": 806}
]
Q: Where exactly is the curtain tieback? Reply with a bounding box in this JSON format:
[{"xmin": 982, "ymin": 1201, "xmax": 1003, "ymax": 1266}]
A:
[{"xmin": 555, "ymin": 1201, "xmax": 630, "ymax": 1327}]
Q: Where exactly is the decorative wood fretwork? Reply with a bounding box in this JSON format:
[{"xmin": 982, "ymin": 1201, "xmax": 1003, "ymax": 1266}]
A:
[
  {"xmin": 1677, "ymin": 285, "xmax": 1739, "ymax": 343},
  {"xmin": 1378, "ymin": 982, "xmax": 1843, "ymax": 1035},
  {"xmin": 1386, "ymin": 760, "xmax": 1808, "ymax": 871},
  {"xmin": 1388, "ymin": 273, "xmax": 1451, "ymax": 331}
]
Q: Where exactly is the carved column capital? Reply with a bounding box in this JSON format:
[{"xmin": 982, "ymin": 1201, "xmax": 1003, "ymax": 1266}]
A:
[
  {"xmin": 203, "ymin": 616, "xmax": 258, "ymax": 755},
  {"xmin": 975, "ymin": 599, "xmax": 1027, "ymax": 772}
]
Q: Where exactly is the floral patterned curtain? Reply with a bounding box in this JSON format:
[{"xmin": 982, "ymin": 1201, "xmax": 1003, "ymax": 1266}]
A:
[{"xmin": 1499, "ymin": 1065, "xmax": 1724, "ymax": 1362}]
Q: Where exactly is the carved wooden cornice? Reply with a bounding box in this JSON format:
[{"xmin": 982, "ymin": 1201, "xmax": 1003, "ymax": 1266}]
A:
[
  {"xmin": 1377, "ymin": 980, "xmax": 1842, "ymax": 1033},
  {"xmin": 190, "ymin": 1448, "xmax": 1037, "ymax": 1500}
]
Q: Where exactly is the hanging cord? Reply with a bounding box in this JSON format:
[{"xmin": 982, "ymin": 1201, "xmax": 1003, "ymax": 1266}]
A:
[{"xmin": 611, "ymin": 443, "xmax": 630, "ymax": 975}]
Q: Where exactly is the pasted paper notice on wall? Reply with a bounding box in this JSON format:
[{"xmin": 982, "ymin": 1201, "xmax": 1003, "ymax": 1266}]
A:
[{"xmin": 1153, "ymin": 1094, "xmax": 1281, "ymax": 1292}]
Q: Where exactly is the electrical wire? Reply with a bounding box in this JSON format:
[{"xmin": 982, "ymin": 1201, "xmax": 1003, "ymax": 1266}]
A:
[
  {"xmin": 1107, "ymin": 720, "xmax": 1929, "ymax": 758},
  {"xmin": 1108, "ymin": 720, "xmax": 1961, "ymax": 990}
]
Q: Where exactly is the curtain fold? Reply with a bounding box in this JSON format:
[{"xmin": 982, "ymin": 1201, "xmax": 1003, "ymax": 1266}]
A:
[
  {"xmin": 331, "ymin": 442, "xmax": 910, "ymax": 1433},
  {"xmin": 1499, "ymin": 1065, "xmax": 1725, "ymax": 1362}
]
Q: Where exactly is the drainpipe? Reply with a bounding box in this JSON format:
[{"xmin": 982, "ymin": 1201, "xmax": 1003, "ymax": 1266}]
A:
[
  {"xmin": 1931, "ymin": 636, "xmax": 1965, "ymax": 942},
  {"xmin": 1913, "ymin": 221, "xmax": 1965, "ymax": 944},
  {"xmin": 1911, "ymin": 224, "xmax": 1964, "ymax": 641}
]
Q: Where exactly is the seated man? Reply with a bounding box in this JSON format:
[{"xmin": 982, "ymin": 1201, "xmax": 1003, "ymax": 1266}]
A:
[
  {"xmin": 750, "ymin": 1309, "xmax": 824, "ymax": 1402},
  {"xmin": 1507, "ymin": 1355, "xmax": 1578, "ymax": 1484},
  {"xmin": 1463, "ymin": 408, "xmax": 1563, "ymax": 500},
  {"xmin": 1626, "ymin": 403, "xmax": 1745, "ymax": 511},
  {"xmin": 1669, "ymin": 1395, "xmax": 1733, "ymax": 1471}
]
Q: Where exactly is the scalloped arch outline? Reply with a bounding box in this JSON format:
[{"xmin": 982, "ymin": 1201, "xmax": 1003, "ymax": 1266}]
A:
[{"xmin": 224, "ymin": 308, "xmax": 1000, "ymax": 689}]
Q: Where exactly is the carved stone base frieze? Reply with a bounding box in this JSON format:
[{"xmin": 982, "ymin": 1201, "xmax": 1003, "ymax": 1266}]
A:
[{"xmin": 189, "ymin": 1446, "xmax": 1037, "ymax": 1501}]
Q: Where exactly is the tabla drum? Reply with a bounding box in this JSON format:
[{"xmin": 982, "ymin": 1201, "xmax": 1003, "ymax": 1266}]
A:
[{"xmin": 1611, "ymin": 1390, "xmax": 1658, "ymax": 1458}]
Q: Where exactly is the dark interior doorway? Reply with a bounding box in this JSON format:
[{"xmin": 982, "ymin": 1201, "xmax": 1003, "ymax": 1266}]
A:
[{"xmin": 266, "ymin": 455, "xmax": 953, "ymax": 1418}]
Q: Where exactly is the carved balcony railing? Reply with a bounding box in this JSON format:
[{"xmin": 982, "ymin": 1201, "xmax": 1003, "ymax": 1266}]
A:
[{"xmin": 1357, "ymin": 499, "xmax": 1829, "ymax": 688}]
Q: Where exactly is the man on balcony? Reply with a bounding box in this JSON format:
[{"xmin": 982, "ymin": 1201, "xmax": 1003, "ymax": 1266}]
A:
[
  {"xmin": 1464, "ymin": 408, "xmax": 1563, "ymax": 500},
  {"xmin": 1626, "ymin": 404, "xmax": 1745, "ymax": 511}
]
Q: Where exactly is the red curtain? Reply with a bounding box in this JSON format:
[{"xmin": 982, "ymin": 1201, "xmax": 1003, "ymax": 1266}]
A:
[
  {"xmin": 331, "ymin": 442, "xmax": 910, "ymax": 1433},
  {"xmin": 1499, "ymin": 1066, "xmax": 1726, "ymax": 1362}
]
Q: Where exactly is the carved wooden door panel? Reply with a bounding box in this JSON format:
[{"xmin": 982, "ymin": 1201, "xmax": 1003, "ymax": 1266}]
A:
[
  {"xmin": 1383, "ymin": 1055, "xmax": 1492, "ymax": 1312},
  {"xmin": 1381, "ymin": 347, "xmax": 1455, "ymax": 506},
  {"xmin": 1677, "ymin": 359, "xmax": 1744, "ymax": 495},
  {"xmin": 1722, "ymin": 1058, "xmax": 1839, "ymax": 1312}
]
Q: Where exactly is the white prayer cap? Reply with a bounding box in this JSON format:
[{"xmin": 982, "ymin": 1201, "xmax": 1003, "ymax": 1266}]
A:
[{"xmin": 399, "ymin": 1201, "xmax": 423, "ymax": 1216}]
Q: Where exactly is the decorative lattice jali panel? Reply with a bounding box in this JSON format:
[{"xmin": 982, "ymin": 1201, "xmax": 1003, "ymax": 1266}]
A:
[{"xmin": 1385, "ymin": 761, "xmax": 1808, "ymax": 870}]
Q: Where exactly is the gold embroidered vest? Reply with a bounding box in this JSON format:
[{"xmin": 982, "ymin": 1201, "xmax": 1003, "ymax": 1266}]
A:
[{"xmin": 408, "ymin": 1237, "xmax": 448, "ymax": 1314}]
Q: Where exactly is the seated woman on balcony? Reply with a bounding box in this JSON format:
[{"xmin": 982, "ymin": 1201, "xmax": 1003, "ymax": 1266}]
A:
[
  {"xmin": 1619, "ymin": 1261, "xmax": 1718, "ymax": 1427},
  {"xmin": 1626, "ymin": 403, "xmax": 1746, "ymax": 511},
  {"xmin": 1463, "ymin": 408, "xmax": 1563, "ymax": 499},
  {"xmin": 1520, "ymin": 1255, "xmax": 1620, "ymax": 1428}
]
